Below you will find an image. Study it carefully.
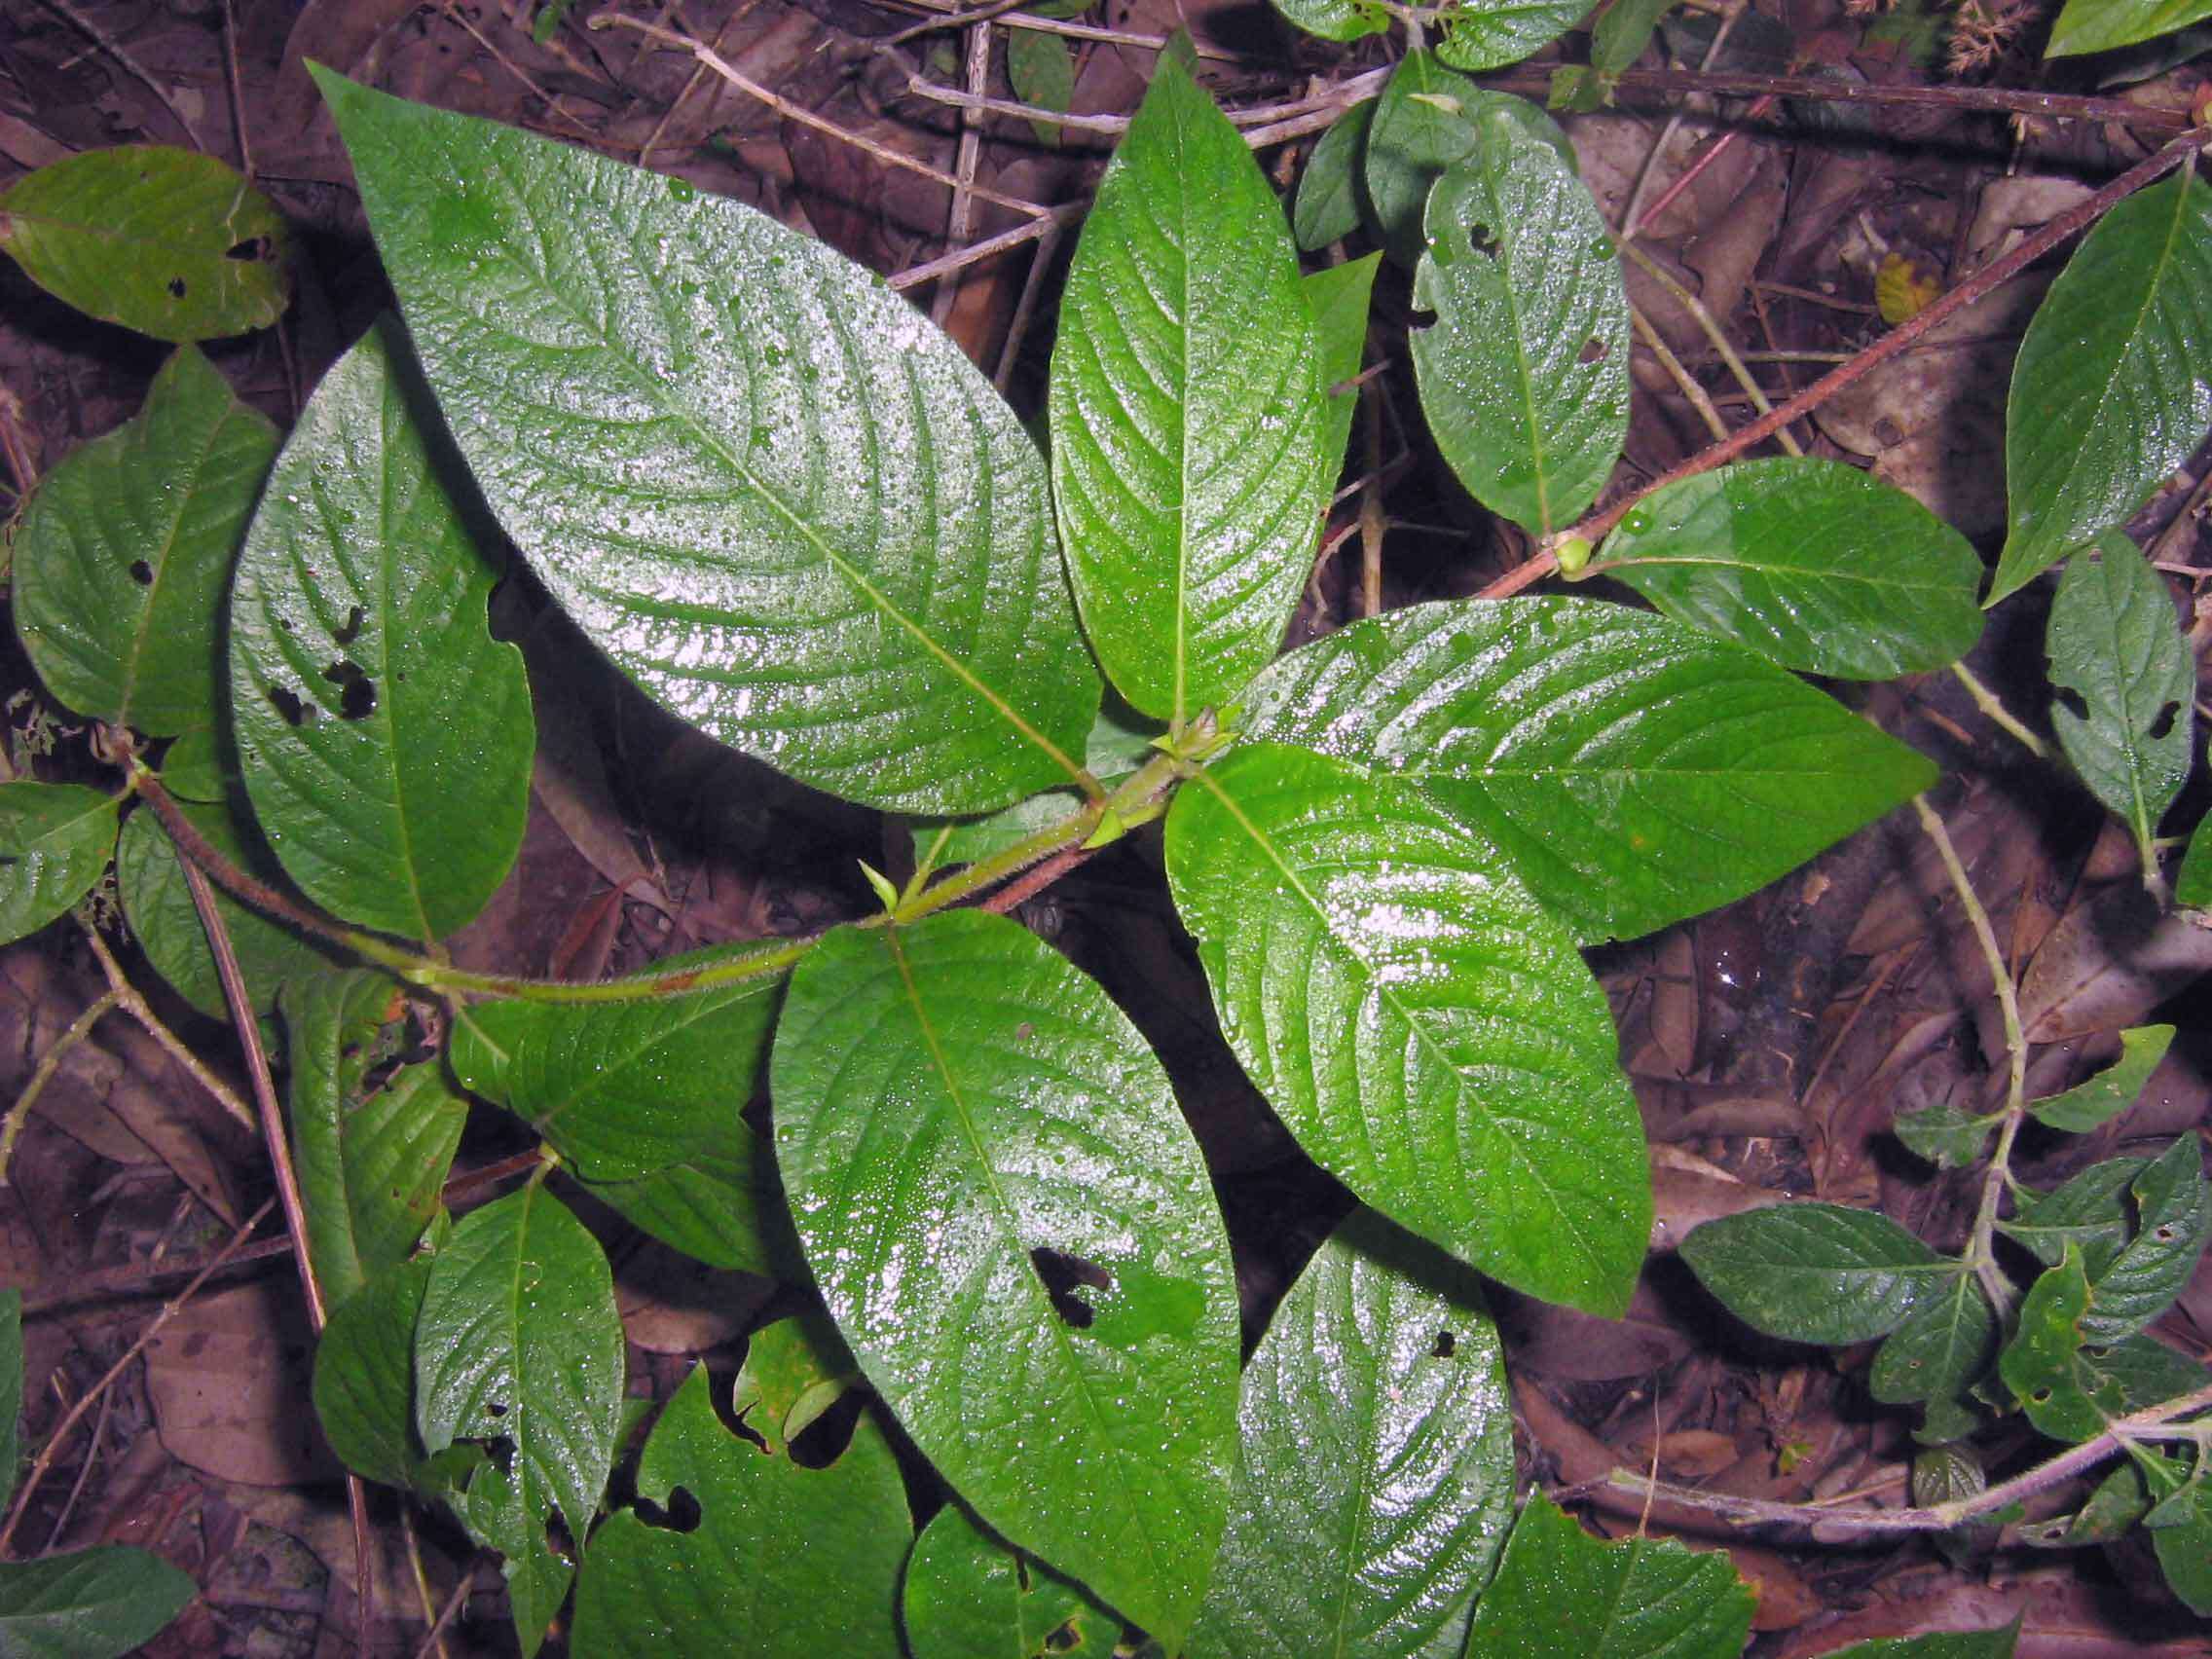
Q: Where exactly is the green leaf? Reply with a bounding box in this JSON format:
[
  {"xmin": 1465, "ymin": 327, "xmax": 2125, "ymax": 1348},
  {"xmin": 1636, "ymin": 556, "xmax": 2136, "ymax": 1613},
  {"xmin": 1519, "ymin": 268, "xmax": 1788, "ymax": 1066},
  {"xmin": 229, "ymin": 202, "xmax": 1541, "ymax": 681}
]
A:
[
  {"xmin": 1822, "ymin": 1624, "xmax": 2022, "ymax": 1659},
  {"xmin": 1190, "ymin": 1209, "xmax": 1516, "ymax": 1659},
  {"xmin": 1893, "ymin": 1102, "xmax": 2000, "ymax": 1170},
  {"xmin": 2079, "ymin": 1134, "xmax": 2211, "ymax": 1344},
  {"xmin": 1295, "ymin": 99, "xmax": 1376, "ymax": 251},
  {"xmin": 13, "ymin": 347, "xmax": 277, "ymax": 736},
  {"xmin": 1309, "ymin": 253, "xmax": 1381, "ymax": 489},
  {"xmin": 1680, "ymin": 1203, "xmax": 1958, "ymax": 1345},
  {"xmin": 1869, "ymin": 1272, "xmax": 1995, "ymax": 1405},
  {"xmin": 1593, "ymin": 0, "xmax": 1679, "ymax": 74},
  {"xmin": 0, "ymin": 1288, "xmax": 19, "ymax": 1512},
  {"xmin": 1462, "ymin": 1491, "xmax": 1754, "ymax": 1659},
  {"xmin": 312, "ymin": 1235, "xmax": 478, "ymax": 1496},
  {"xmin": 0, "ymin": 783, "xmax": 118, "ymax": 946},
  {"xmin": 2046, "ymin": 533, "xmax": 2194, "ymax": 866},
  {"xmin": 1991, "ymin": 173, "xmax": 2212, "ymax": 602},
  {"xmin": 1006, "ymin": 29, "xmax": 1075, "ymax": 147},
  {"xmin": 2178, "ymin": 813, "xmax": 2212, "ymax": 908},
  {"xmin": 229, "ymin": 318, "xmax": 532, "ymax": 943},
  {"xmin": 0, "ymin": 146, "xmax": 290, "ymax": 342},
  {"xmin": 2138, "ymin": 1450, "xmax": 2212, "ymax": 1614},
  {"xmin": 2048, "ymin": 0, "xmax": 2212, "ymax": 56},
  {"xmin": 1047, "ymin": 55, "xmax": 1327, "ymax": 725},
  {"xmin": 2030, "ymin": 1024, "xmax": 2175, "ymax": 1132},
  {"xmin": 1411, "ymin": 125, "xmax": 1630, "ymax": 535},
  {"xmin": 1270, "ymin": 0, "xmax": 1388, "ymax": 43},
  {"xmin": 903, "ymin": 1501, "xmax": 1112, "ymax": 1659},
  {"xmin": 156, "ymin": 727, "xmax": 237, "ymax": 804},
  {"xmin": 415, "ymin": 1183, "xmax": 624, "ymax": 1547},
  {"xmin": 1592, "ymin": 459, "xmax": 1985, "ymax": 678},
  {"xmin": 1164, "ymin": 743, "xmax": 1649, "ymax": 1315},
  {"xmin": 1433, "ymin": 0, "xmax": 1588, "ymax": 70},
  {"xmin": 1363, "ymin": 58, "xmax": 1573, "ymax": 269},
  {"xmin": 1242, "ymin": 597, "xmax": 1936, "ymax": 943},
  {"xmin": 2000, "ymin": 1158, "xmax": 2148, "ymax": 1272},
  {"xmin": 572, "ymin": 1112, "xmax": 785, "ymax": 1276},
  {"xmin": 771, "ymin": 908, "xmax": 1239, "ymax": 1648},
  {"xmin": 313, "ymin": 68, "xmax": 1095, "ymax": 816},
  {"xmin": 283, "ymin": 968, "xmax": 464, "ymax": 1309},
  {"xmin": 1911, "ymin": 1445, "xmax": 1985, "ymax": 1511},
  {"xmin": 0, "ymin": 1546, "xmax": 198, "ymax": 1659},
  {"xmin": 114, "ymin": 796, "xmax": 343, "ymax": 1018},
  {"xmin": 449, "ymin": 968, "xmax": 781, "ymax": 1183},
  {"xmin": 448, "ymin": 1457, "xmax": 572, "ymax": 1659},
  {"xmin": 730, "ymin": 1313, "xmax": 859, "ymax": 1453},
  {"xmin": 911, "ymin": 698, "xmax": 1161, "ymax": 872},
  {"xmin": 1999, "ymin": 1244, "xmax": 2210, "ymax": 1442},
  {"xmin": 570, "ymin": 1365, "xmax": 911, "ymax": 1654}
]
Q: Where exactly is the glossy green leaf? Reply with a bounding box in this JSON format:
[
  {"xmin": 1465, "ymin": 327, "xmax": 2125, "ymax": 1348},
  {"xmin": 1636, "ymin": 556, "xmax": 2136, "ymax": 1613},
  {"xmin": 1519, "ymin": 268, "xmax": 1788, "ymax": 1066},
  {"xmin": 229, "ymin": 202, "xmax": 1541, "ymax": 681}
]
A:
[
  {"xmin": 449, "ymin": 969, "xmax": 780, "ymax": 1183},
  {"xmin": 0, "ymin": 1288, "xmax": 19, "ymax": 1512},
  {"xmin": 1869, "ymin": 1272, "xmax": 1994, "ymax": 1405},
  {"xmin": 903, "ymin": 1501, "xmax": 1111, "ymax": 1659},
  {"xmin": 1411, "ymin": 127, "xmax": 1629, "ymax": 535},
  {"xmin": 574, "ymin": 1113, "xmax": 784, "ymax": 1276},
  {"xmin": 0, "ymin": 146, "xmax": 290, "ymax": 342},
  {"xmin": 2139, "ymin": 1450, "xmax": 2212, "ymax": 1615},
  {"xmin": 2000, "ymin": 1245, "xmax": 2212, "ymax": 1441},
  {"xmin": 1823, "ymin": 1624, "xmax": 2021, "ymax": 1659},
  {"xmin": 313, "ymin": 69, "xmax": 1095, "ymax": 816},
  {"xmin": 1433, "ymin": 0, "xmax": 1589, "ymax": 70},
  {"xmin": 1309, "ymin": 254, "xmax": 1381, "ymax": 489},
  {"xmin": 1006, "ymin": 29, "xmax": 1075, "ymax": 147},
  {"xmin": 1048, "ymin": 55, "xmax": 1327, "ymax": 725},
  {"xmin": 2048, "ymin": 0, "xmax": 2212, "ymax": 56},
  {"xmin": 2031, "ymin": 1024, "xmax": 2175, "ymax": 1133},
  {"xmin": 730, "ymin": 1313, "xmax": 859, "ymax": 1453},
  {"xmin": 2046, "ymin": 533, "xmax": 2194, "ymax": 866},
  {"xmin": 156, "ymin": 727, "xmax": 236, "ymax": 804},
  {"xmin": 1270, "ymin": 0, "xmax": 1388, "ymax": 43},
  {"xmin": 115, "ymin": 796, "xmax": 343, "ymax": 1018},
  {"xmin": 771, "ymin": 908, "xmax": 1238, "ymax": 1648},
  {"xmin": 2178, "ymin": 813, "xmax": 2212, "ymax": 908},
  {"xmin": 1893, "ymin": 1102, "xmax": 1999, "ymax": 1170},
  {"xmin": 283, "ymin": 968, "xmax": 464, "ymax": 1309},
  {"xmin": 1295, "ymin": 99, "xmax": 1376, "ymax": 251},
  {"xmin": 911, "ymin": 699, "xmax": 1161, "ymax": 872},
  {"xmin": 449, "ymin": 1456, "xmax": 571, "ymax": 1659},
  {"xmin": 13, "ymin": 347, "xmax": 277, "ymax": 736},
  {"xmin": 1593, "ymin": 459, "xmax": 1985, "ymax": 678},
  {"xmin": 1165, "ymin": 743, "xmax": 1649, "ymax": 1314},
  {"xmin": 1680, "ymin": 1202, "xmax": 1957, "ymax": 1345},
  {"xmin": 0, "ymin": 1547, "xmax": 198, "ymax": 1659},
  {"xmin": 2079, "ymin": 1135, "xmax": 2211, "ymax": 1345},
  {"xmin": 571, "ymin": 1365, "xmax": 911, "ymax": 1655},
  {"xmin": 1242, "ymin": 598, "xmax": 1936, "ymax": 943},
  {"xmin": 415, "ymin": 1183, "xmax": 624, "ymax": 1549},
  {"xmin": 1991, "ymin": 174, "xmax": 2212, "ymax": 601},
  {"xmin": 1363, "ymin": 57, "xmax": 1572, "ymax": 269},
  {"xmin": 1462, "ymin": 1491, "xmax": 1754, "ymax": 1659},
  {"xmin": 1593, "ymin": 0, "xmax": 1679, "ymax": 73},
  {"xmin": 229, "ymin": 319, "xmax": 532, "ymax": 943},
  {"xmin": 2002, "ymin": 1158, "xmax": 2146, "ymax": 1272},
  {"xmin": 312, "ymin": 1236, "xmax": 477, "ymax": 1496},
  {"xmin": 1190, "ymin": 1209, "xmax": 1516, "ymax": 1659},
  {"xmin": 0, "ymin": 784, "xmax": 118, "ymax": 946}
]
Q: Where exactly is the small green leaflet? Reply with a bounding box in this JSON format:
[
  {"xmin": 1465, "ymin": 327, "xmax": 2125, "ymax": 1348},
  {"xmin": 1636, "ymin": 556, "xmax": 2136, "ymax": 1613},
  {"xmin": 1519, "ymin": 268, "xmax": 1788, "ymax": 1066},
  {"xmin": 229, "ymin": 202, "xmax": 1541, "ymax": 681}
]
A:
[
  {"xmin": 732, "ymin": 1314, "xmax": 859, "ymax": 1452},
  {"xmin": 1269, "ymin": 0, "xmax": 1388, "ymax": 43},
  {"xmin": 1190, "ymin": 1210, "xmax": 1516, "ymax": 1659},
  {"xmin": 570, "ymin": 1366, "xmax": 912, "ymax": 1655},
  {"xmin": 230, "ymin": 318, "xmax": 534, "ymax": 943},
  {"xmin": 2046, "ymin": 533, "xmax": 2194, "ymax": 871},
  {"xmin": 2000, "ymin": 1244, "xmax": 2212, "ymax": 1442},
  {"xmin": 2179, "ymin": 813, "xmax": 2212, "ymax": 908},
  {"xmin": 1295, "ymin": 99, "xmax": 1376, "ymax": 251},
  {"xmin": 1006, "ymin": 29, "xmax": 1074, "ymax": 147},
  {"xmin": 2047, "ymin": 0, "xmax": 2212, "ymax": 56},
  {"xmin": 1593, "ymin": 458, "xmax": 1985, "ymax": 678},
  {"xmin": 312, "ymin": 1234, "xmax": 480, "ymax": 1498},
  {"xmin": 0, "ymin": 783, "xmax": 118, "ymax": 947},
  {"xmin": 1048, "ymin": 54, "xmax": 1328, "ymax": 726},
  {"xmin": 1893, "ymin": 1102, "xmax": 2000, "ymax": 1170},
  {"xmin": 2029, "ymin": 1024, "xmax": 2174, "ymax": 1132},
  {"xmin": 1462, "ymin": 1492, "xmax": 1754, "ymax": 1659},
  {"xmin": 313, "ymin": 69, "xmax": 1097, "ymax": 816},
  {"xmin": 0, "ymin": 1548, "xmax": 200, "ymax": 1659},
  {"xmin": 1990, "ymin": 172, "xmax": 2212, "ymax": 603},
  {"xmin": 1309, "ymin": 253, "xmax": 1382, "ymax": 489},
  {"xmin": 903, "ymin": 1502, "xmax": 1110, "ymax": 1659},
  {"xmin": 2138, "ymin": 1448, "xmax": 2212, "ymax": 1615},
  {"xmin": 2000, "ymin": 1157, "xmax": 2147, "ymax": 1273},
  {"xmin": 0, "ymin": 146, "xmax": 290, "ymax": 342},
  {"xmin": 13, "ymin": 346, "xmax": 277, "ymax": 736},
  {"xmin": 1593, "ymin": 0, "xmax": 1679, "ymax": 74},
  {"xmin": 771, "ymin": 908, "xmax": 1239, "ymax": 1649},
  {"xmin": 1432, "ymin": 0, "xmax": 1589, "ymax": 72},
  {"xmin": 1679, "ymin": 1202, "xmax": 1960, "ymax": 1345},
  {"xmin": 1165, "ymin": 744, "xmax": 1650, "ymax": 1316},
  {"xmin": 911, "ymin": 697, "xmax": 1162, "ymax": 871},
  {"xmin": 2075, "ymin": 1135, "xmax": 2211, "ymax": 1345}
]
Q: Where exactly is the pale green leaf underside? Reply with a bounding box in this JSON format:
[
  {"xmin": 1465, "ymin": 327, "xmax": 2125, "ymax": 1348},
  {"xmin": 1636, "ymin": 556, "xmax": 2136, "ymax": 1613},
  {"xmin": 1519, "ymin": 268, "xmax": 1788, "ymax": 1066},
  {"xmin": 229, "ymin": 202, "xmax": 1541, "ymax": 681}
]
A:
[
  {"xmin": 1295, "ymin": 99, "xmax": 1375, "ymax": 252},
  {"xmin": 1241, "ymin": 598, "xmax": 1936, "ymax": 944},
  {"xmin": 0, "ymin": 1546, "xmax": 198, "ymax": 1659},
  {"xmin": 313, "ymin": 69, "xmax": 1096, "ymax": 815},
  {"xmin": 1433, "ymin": 0, "xmax": 1589, "ymax": 71},
  {"xmin": 2047, "ymin": 0, "xmax": 2212, "ymax": 56},
  {"xmin": 1166, "ymin": 744, "xmax": 1650, "ymax": 1316},
  {"xmin": 903, "ymin": 1501, "xmax": 1108, "ymax": 1659},
  {"xmin": 1411, "ymin": 121, "xmax": 1630, "ymax": 535},
  {"xmin": 1993, "ymin": 173, "xmax": 2212, "ymax": 602},
  {"xmin": 0, "ymin": 783, "xmax": 118, "ymax": 947},
  {"xmin": 1191, "ymin": 1209, "xmax": 1516, "ymax": 1658},
  {"xmin": 1049, "ymin": 55, "xmax": 1327, "ymax": 725},
  {"xmin": 1596, "ymin": 457, "xmax": 1984, "ymax": 679},
  {"xmin": 771, "ymin": 909, "xmax": 1239, "ymax": 1648},
  {"xmin": 14, "ymin": 345, "xmax": 277, "ymax": 736},
  {"xmin": 230, "ymin": 318, "xmax": 533, "ymax": 943}
]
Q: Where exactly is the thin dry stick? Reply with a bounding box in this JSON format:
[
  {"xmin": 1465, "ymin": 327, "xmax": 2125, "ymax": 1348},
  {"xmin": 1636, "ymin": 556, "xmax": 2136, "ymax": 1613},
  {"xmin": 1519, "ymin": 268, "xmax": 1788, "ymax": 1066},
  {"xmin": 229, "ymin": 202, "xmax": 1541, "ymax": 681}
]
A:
[
  {"xmin": 932, "ymin": 19, "xmax": 994, "ymax": 327},
  {"xmin": 39, "ymin": 0, "xmax": 206, "ymax": 149},
  {"xmin": 1621, "ymin": 241, "xmax": 1803, "ymax": 457},
  {"xmin": 0, "ymin": 990, "xmax": 120, "ymax": 1187},
  {"xmin": 1631, "ymin": 306, "xmax": 1732, "ymax": 446},
  {"xmin": 1620, "ymin": 0, "xmax": 1742, "ymax": 239},
  {"xmin": 80, "ymin": 924, "xmax": 255, "ymax": 1133},
  {"xmin": 439, "ymin": 2, "xmax": 596, "ymax": 139},
  {"xmin": 408, "ymin": 1565, "xmax": 473, "ymax": 1659},
  {"xmin": 890, "ymin": 203, "xmax": 1083, "ymax": 291},
  {"xmin": 886, "ymin": 0, "xmax": 1244, "ymax": 57},
  {"xmin": 220, "ymin": 0, "xmax": 251, "ymax": 175},
  {"xmin": 0, "ymin": 1196, "xmax": 276, "ymax": 1556},
  {"xmin": 1952, "ymin": 661, "xmax": 2050, "ymax": 759},
  {"xmin": 991, "ymin": 220, "xmax": 1062, "ymax": 392}
]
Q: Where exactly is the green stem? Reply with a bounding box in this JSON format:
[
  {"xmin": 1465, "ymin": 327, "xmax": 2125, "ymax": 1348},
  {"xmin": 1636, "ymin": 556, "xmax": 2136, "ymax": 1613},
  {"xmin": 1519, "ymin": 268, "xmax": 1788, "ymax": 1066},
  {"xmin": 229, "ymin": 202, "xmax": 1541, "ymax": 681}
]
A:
[
  {"xmin": 1950, "ymin": 662, "xmax": 2048, "ymax": 760},
  {"xmin": 0, "ymin": 989, "xmax": 120, "ymax": 1186}
]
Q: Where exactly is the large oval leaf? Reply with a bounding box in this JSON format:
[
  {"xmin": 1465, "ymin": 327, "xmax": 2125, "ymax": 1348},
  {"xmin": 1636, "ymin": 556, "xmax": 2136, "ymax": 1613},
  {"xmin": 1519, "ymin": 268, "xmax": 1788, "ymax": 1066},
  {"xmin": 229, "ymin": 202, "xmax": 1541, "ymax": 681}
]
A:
[
  {"xmin": 1362, "ymin": 56, "xmax": 1570, "ymax": 270},
  {"xmin": 1242, "ymin": 598, "xmax": 1936, "ymax": 943},
  {"xmin": 0, "ymin": 783, "xmax": 118, "ymax": 947},
  {"xmin": 903, "ymin": 1501, "xmax": 1111, "ymax": 1659},
  {"xmin": 1410, "ymin": 122, "xmax": 1629, "ymax": 535},
  {"xmin": 229, "ymin": 319, "xmax": 532, "ymax": 943},
  {"xmin": 0, "ymin": 1546, "xmax": 198, "ymax": 1659},
  {"xmin": 1593, "ymin": 457, "xmax": 1985, "ymax": 678},
  {"xmin": 1270, "ymin": 0, "xmax": 1389, "ymax": 43},
  {"xmin": 1991, "ymin": 172, "xmax": 2212, "ymax": 603},
  {"xmin": 771, "ymin": 908, "xmax": 1238, "ymax": 1649},
  {"xmin": 1165, "ymin": 743, "xmax": 1650, "ymax": 1315},
  {"xmin": 313, "ymin": 69, "xmax": 1096, "ymax": 815},
  {"xmin": 13, "ymin": 346, "xmax": 277, "ymax": 737},
  {"xmin": 0, "ymin": 146, "xmax": 290, "ymax": 342},
  {"xmin": 1191, "ymin": 1209, "xmax": 1516, "ymax": 1659},
  {"xmin": 1679, "ymin": 1202, "xmax": 1958, "ymax": 1345},
  {"xmin": 1048, "ymin": 55, "xmax": 1327, "ymax": 725}
]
